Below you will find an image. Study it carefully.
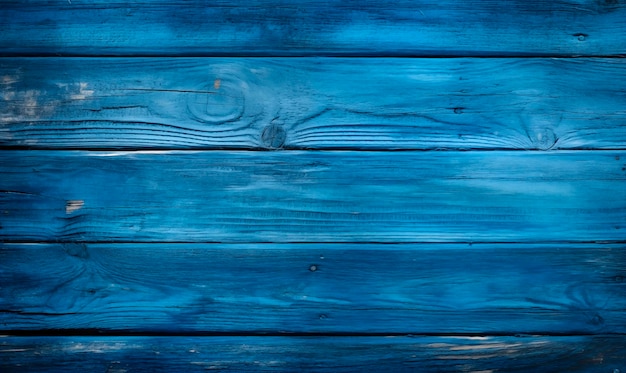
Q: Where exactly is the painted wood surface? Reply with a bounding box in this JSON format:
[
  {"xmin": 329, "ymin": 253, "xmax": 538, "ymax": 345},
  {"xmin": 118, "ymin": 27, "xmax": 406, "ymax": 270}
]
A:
[
  {"xmin": 1, "ymin": 58, "xmax": 626, "ymax": 150},
  {"xmin": 1, "ymin": 151, "xmax": 624, "ymax": 243},
  {"xmin": 2, "ymin": 0, "xmax": 625, "ymax": 370},
  {"xmin": 1, "ymin": 243, "xmax": 625, "ymax": 334},
  {"xmin": 1, "ymin": 1, "xmax": 625, "ymax": 57},
  {"xmin": 1, "ymin": 335, "xmax": 625, "ymax": 372}
]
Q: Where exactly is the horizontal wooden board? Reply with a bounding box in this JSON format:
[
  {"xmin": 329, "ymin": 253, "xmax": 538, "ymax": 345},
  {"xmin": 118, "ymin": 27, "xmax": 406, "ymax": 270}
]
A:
[
  {"xmin": 1, "ymin": 150, "xmax": 624, "ymax": 243},
  {"xmin": 1, "ymin": 243, "xmax": 625, "ymax": 334},
  {"xmin": 1, "ymin": 335, "xmax": 625, "ymax": 372},
  {"xmin": 0, "ymin": 1, "xmax": 625, "ymax": 56},
  {"xmin": 1, "ymin": 58, "xmax": 626, "ymax": 150}
]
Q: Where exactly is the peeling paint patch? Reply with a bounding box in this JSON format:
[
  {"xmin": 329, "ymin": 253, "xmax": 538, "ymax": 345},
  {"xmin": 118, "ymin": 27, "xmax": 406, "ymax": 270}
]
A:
[
  {"xmin": 70, "ymin": 82, "xmax": 94, "ymax": 100},
  {"xmin": 64, "ymin": 342, "xmax": 142, "ymax": 353},
  {"xmin": 1, "ymin": 75, "xmax": 19, "ymax": 85},
  {"xmin": 66, "ymin": 200, "xmax": 84, "ymax": 214},
  {"xmin": 450, "ymin": 343, "xmax": 522, "ymax": 351},
  {"xmin": 437, "ymin": 354, "xmax": 500, "ymax": 360},
  {"xmin": 21, "ymin": 90, "xmax": 41, "ymax": 116}
]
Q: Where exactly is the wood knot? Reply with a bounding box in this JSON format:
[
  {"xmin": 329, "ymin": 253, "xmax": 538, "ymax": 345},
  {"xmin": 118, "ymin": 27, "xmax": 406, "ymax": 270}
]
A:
[
  {"xmin": 186, "ymin": 78, "xmax": 245, "ymax": 124},
  {"xmin": 532, "ymin": 128, "xmax": 558, "ymax": 150},
  {"xmin": 261, "ymin": 124, "xmax": 286, "ymax": 149},
  {"xmin": 62, "ymin": 243, "xmax": 89, "ymax": 259},
  {"xmin": 589, "ymin": 313, "xmax": 604, "ymax": 325}
]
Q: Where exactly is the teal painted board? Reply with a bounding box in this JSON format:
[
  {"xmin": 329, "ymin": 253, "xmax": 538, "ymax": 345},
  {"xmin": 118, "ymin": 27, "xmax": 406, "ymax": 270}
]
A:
[
  {"xmin": 1, "ymin": 335, "xmax": 625, "ymax": 372},
  {"xmin": 0, "ymin": 151, "xmax": 624, "ymax": 243},
  {"xmin": 1, "ymin": 0, "xmax": 625, "ymax": 56},
  {"xmin": 1, "ymin": 243, "xmax": 624, "ymax": 334},
  {"xmin": 1, "ymin": 58, "xmax": 626, "ymax": 150}
]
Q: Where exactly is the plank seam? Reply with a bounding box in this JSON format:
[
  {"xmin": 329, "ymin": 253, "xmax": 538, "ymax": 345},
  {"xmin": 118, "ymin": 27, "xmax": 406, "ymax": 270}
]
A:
[
  {"xmin": 1, "ymin": 330, "xmax": 625, "ymax": 338},
  {"xmin": 0, "ymin": 54, "xmax": 625, "ymax": 58},
  {"xmin": 2, "ymin": 240, "xmax": 625, "ymax": 245},
  {"xmin": 1, "ymin": 147, "xmax": 626, "ymax": 152}
]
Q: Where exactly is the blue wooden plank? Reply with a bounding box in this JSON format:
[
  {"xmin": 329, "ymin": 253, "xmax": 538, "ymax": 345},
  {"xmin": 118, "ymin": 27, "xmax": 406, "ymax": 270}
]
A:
[
  {"xmin": 1, "ymin": 335, "xmax": 625, "ymax": 372},
  {"xmin": 1, "ymin": 57, "xmax": 625, "ymax": 150},
  {"xmin": 1, "ymin": 243, "xmax": 624, "ymax": 334},
  {"xmin": 0, "ymin": 0, "xmax": 625, "ymax": 56},
  {"xmin": 0, "ymin": 150, "xmax": 623, "ymax": 243}
]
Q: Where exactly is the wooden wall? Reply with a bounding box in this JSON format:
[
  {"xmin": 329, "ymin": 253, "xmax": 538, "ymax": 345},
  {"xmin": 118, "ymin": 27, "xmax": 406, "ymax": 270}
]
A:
[{"xmin": 1, "ymin": 1, "xmax": 625, "ymax": 371}]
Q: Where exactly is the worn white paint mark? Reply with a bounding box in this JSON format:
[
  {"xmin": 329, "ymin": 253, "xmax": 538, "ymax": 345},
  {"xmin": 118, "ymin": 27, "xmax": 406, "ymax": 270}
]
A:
[
  {"xmin": 1, "ymin": 75, "xmax": 18, "ymax": 85},
  {"xmin": 64, "ymin": 342, "xmax": 142, "ymax": 353},
  {"xmin": 437, "ymin": 354, "xmax": 500, "ymax": 360},
  {"xmin": 70, "ymin": 82, "xmax": 94, "ymax": 100},
  {"xmin": 1, "ymin": 75, "xmax": 20, "ymax": 124},
  {"xmin": 22, "ymin": 90, "xmax": 40, "ymax": 116},
  {"xmin": 450, "ymin": 343, "xmax": 522, "ymax": 351},
  {"xmin": 469, "ymin": 370, "xmax": 494, "ymax": 373},
  {"xmin": 426, "ymin": 343, "xmax": 455, "ymax": 348},
  {"xmin": 0, "ymin": 349, "xmax": 30, "ymax": 352},
  {"xmin": 253, "ymin": 360, "xmax": 283, "ymax": 367},
  {"xmin": 66, "ymin": 200, "xmax": 84, "ymax": 214},
  {"xmin": 449, "ymin": 337, "xmax": 490, "ymax": 341},
  {"xmin": 2, "ymin": 91, "xmax": 16, "ymax": 101}
]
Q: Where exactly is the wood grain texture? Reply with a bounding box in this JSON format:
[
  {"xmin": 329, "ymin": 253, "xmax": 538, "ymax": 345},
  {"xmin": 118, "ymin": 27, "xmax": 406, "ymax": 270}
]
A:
[
  {"xmin": 2, "ymin": 58, "xmax": 626, "ymax": 150},
  {"xmin": 1, "ymin": 335, "xmax": 625, "ymax": 372},
  {"xmin": 1, "ymin": 150, "xmax": 624, "ymax": 243},
  {"xmin": 1, "ymin": 243, "xmax": 625, "ymax": 334},
  {"xmin": 0, "ymin": 0, "xmax": 625, "ymax": 56}
]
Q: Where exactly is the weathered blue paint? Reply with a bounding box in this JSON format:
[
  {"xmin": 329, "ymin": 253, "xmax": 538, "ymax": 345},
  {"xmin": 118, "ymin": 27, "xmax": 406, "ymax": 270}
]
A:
[
  {"xmin": 1, "ymin": 0, "xmax": 625, "ymax": 371},
  {"xmin": 0, "ymin": 151, "xmax": 624, "ymax": 243},
  {"xmin": 0, "ymin": 0, "xmax": 625, "ymax": 56},
  {"xmin": 1, "ymin": 58, "xmax": 625, "ymax": 150},
  {"xmin": 1, "ymin": 243, "xmax": 624, "ymax": 334},
  {"xmin": 1, "ymin": 336, "xmax": 625, "ymax": 372}
]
